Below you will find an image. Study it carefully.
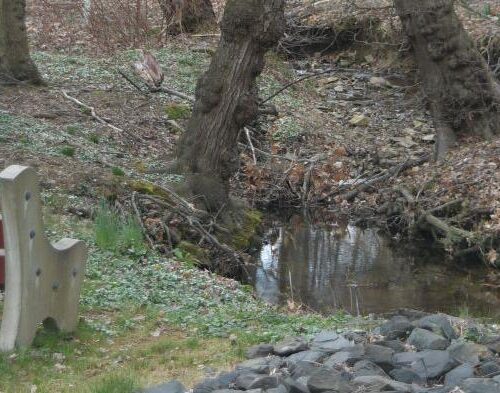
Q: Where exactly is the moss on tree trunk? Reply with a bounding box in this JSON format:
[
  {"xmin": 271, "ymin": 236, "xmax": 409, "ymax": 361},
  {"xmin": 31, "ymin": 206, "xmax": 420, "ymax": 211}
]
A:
[
  {"xmin": 176, "ymin": 0, "xmax": 285, "ymax": 212},
  {"xmin": 0, "ymin": 0, "xmax": 42, "ymax": 84},
  {"xmin": 395, "ymin": 0, "xmax": 500, "ymax": 160}
]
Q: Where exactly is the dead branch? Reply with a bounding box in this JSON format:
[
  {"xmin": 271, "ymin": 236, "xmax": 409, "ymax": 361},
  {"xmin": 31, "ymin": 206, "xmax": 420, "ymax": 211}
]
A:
[
  {"xmin": 61, "ymin": 90, "xmax": 144, "ymax": 143},
  {"xmin": 131, "ymin": 191, "xmax": 156, "ymax": 248}
]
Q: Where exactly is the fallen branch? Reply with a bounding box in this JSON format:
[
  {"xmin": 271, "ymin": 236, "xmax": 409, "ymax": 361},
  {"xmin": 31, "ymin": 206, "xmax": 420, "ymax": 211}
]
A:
[{"xmin": 61, "ymin": 90, "xmax": 144, "ymax": 143}]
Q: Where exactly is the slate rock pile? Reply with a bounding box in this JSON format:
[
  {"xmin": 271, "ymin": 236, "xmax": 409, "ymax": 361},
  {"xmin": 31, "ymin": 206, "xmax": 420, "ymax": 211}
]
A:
[{"xmin": 145, "ymin": 312, "xmax": 500, "ymax": 393}]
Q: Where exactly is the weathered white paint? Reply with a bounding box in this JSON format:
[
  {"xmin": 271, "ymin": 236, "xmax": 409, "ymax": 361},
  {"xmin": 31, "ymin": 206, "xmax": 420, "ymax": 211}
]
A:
[{"xmin": 0, "ymin": 166, "xmax": 87, "ymax": 352}]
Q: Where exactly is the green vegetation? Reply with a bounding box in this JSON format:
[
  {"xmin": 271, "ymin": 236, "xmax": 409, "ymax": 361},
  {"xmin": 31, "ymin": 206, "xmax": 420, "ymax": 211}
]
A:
[
  {"xmin": 94, "ymin": 202, "xmax": 145, "ymax": 254},
  {"xmin": 89, "ymin": 375, "xmax": 139, "ymax": 393},
  {"xmin": 165, "ymin": 103, "xmax": 192, "ymax": 120},
  {"xmin": 112, "ymin": 167, "xmax": 125, "ymax": 177},
  {"xmin": 60, "ymin": 146, "xmax": 76, "ymax": 157}
]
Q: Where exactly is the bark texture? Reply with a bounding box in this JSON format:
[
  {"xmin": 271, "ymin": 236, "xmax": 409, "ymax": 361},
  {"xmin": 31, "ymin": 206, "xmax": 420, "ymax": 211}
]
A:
[
  {"xmin": 0, "ymin": 0, "xmax": 42, "ymax": 84},
  {"xmin": 395, "ymin": 0, "xmax": 500, "ymax": 159},
  {"xmin": 177, "ymin": 0, "xmax": 285, "ymax": 211},
  {"xmin": 158, "ymin": 0, "xmax": 216, "ymax": 34}
]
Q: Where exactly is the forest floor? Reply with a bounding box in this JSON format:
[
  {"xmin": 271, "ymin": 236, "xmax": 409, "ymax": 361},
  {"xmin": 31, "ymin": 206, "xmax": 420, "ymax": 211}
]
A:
[{"xmin": 0, "ymin": 0, "xmax": 499, "ymax": 391}]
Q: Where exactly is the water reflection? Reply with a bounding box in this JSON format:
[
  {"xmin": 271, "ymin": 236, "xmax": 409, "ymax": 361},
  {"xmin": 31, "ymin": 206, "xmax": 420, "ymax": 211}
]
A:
[{"xmin": 251, "ymin": 214, "xmax": 500, "ymax": 318}]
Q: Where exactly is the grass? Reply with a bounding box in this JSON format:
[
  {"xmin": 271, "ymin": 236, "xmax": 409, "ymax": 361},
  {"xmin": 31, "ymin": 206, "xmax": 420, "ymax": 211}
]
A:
[{"xmin": 94, "ymin": 202, "xmax": 145, "ymax": 254}]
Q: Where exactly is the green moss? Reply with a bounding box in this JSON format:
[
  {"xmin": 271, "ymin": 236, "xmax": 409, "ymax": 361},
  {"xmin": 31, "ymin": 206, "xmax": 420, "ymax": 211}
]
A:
[
  {"xmin": 177, "ymin": 241, "xmax": 210, "ymax": 266},
  {"xmin": 112, "ymin": 167, "xmax": 125, "ymax": 177},
  {"xmin": 165, "ymin": 103, "xmax": 192, "ymax": 120},
  {"xmin": 231, "ymin": 209, "xmax": 263, "ymax": 251}
]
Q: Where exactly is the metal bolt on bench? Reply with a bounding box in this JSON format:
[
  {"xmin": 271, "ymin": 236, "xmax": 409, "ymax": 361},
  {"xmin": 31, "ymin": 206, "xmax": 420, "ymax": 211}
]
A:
[{"xmin": 0, "ymin": 165, "xmax": 88, "ymax": 352}]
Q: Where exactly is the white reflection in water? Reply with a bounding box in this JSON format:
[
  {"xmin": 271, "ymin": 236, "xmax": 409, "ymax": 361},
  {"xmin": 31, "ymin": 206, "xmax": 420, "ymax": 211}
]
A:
[{"xmin": 253, "ymin": 216, "xmax": 499, "ymax": 317}]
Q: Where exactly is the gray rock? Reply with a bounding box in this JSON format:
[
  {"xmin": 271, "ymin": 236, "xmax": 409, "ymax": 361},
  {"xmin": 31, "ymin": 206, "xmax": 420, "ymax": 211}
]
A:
[
  {"xmin": 290, "ymin": 361, "xmax": 322, "ymax": 379},
  {"xmin": 236, "ymin": 356, "xmax": 283, "ymax": 374},
  {"xmin": 375, "ymin": 340, "xmax": 407, "ymax": 353},
  {"xmin": 380, "ymin": 316, "xmax": 414, "ymax": 340},
  {"xmin": 283, "ymin": 377, "xmax": 310, "ymax": 393},
  {"xmin": 307, "ymin": 367, "xmax": 351, "ymax": 393},
  {"xmin": 460, "ymin": 378, "xmax": 500, "ymax": 393},
  {"xmin": 444, "ymin": 364, "xmax": 475, "ymax": 387},
  {"xmin": 410, "ymin": 350, "xmax": 458, "ymax": 379},
  {"xmin": 266, "ymin": 385, "xmax": 288, "ymax": 393},
  {"xmin": 392, "ymin": 352, "xmax": 423, "ymax": 368},
  {"xmin": 389, "ymin": 368, "xmax": 425, "ymax": 385},
  {"xmin": 310, "ymin": 331, "xmax": 354, "ymax": 354},
  {"xmin": 481, "ymin": 336, "xmax": 500, "ymax": 354},
  {"xmin": 235, "ymin": 373, "xmax": 281, "ymax": 390},
  {"xmin": 286, "ymin": 351, "xmax": 325, "ymax": 366},
  {"xmin": 415, "ymin": 314, "xmax": 458, "ymax": 340},
  {"xmin": 447, "ymin": 341, "xmax": 490, "ymax": 365},
  {"xmin": 275, "ymin": 338, "xmax": 309, "ymax": 357},
  {"xmin": 246, "ymin": 344, "xmax": 274, "ymax": 359},
  {"xmin": 323, "ymin": 345, "xmax": 365, "ymax": 367},
  {"xmin": 193, "ymin": 372, "xmax": 240, "ymax": 393},
  {"xmin": 143, "ymin": 381, "xmax": 186, "ymax": 393},
  {"xmin": 352, "ymin": 375, "xmax": 413, "ymax": 392},
  {"xmin": 477, "ymin": 360, "xmax": 500, "ymax": 377},
  {"xmin": 352, "ymin": 360, "xmax": 388, "ymax": 378},
  {"xmin": 363, "ymin": 344, "xmax": 395, "ymax": 371},
  {"xmin": 407, "ymin": 328, "xmax": 450, "ymax": 351},
  {"xmin": 295, "ymin": 377, "xmax": 310, "ymax": 386}
]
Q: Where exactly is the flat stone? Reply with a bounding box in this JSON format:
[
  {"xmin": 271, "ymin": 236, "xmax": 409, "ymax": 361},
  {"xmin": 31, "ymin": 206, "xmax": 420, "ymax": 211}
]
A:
[
  {"xmin": 481, "ymin": 336, "xmax": 500, "ymax": 354},
  {"xmin": 444, "ymin": 364, "xmax": 475, "ymax": 386},
  {"xmin": 374, "ymin": 340, "xmax": 406, "ymax": 353},
  {"xmin": 310, "ymin": 332, "xmax": 353, "ymax": 354},
  {"xmin": 349, "ymin": 114, "xmax": 370, "ymax": 127},
  {"xmin": 407, "ymin": 328, "xmax": 450, "ymax": 351},
  {"xmin": 246, "ymin": 344, "xmax": 274, "ymax": 359},
  {"xmin": 274, "ymin": 338, "xmax": 309, "ymax": 357},
  {"xmin": 392, "ymin": 352, "xmax": 423, "ymax": 368},
  {"xmin": 307, "ymin": 367, "xmax": 351, "ymax": 393},
  {"xmin": 352, "ymin": 360, "xmax": 388, "ymax": 378},
  {"xmin": 352, "ymin": 375, "xmax": 412, "ymax": 393},
  {"xmin": 363, "ymin": 344, "xmax": 395, "ymax": 371},
  {"xmin": 193, "ymin": 372, "xmax": 241, "ymax": 393},
  {"xmin": 286, "ymin": 351, "xmax": 325, "ymax": 366},
  {"xmin": 266, "ymin": 386, "xmax": 288, "ymax": 393},
  {"xmin": 143, "ymin": 381, "xmax": 186, "ymax": 393},
  {"xmin": 410, "ymin": 350, "xmax": 458, "ymax": 379},
  {"xmin": 323, "ymin": 345, "xmax": 365, "ymax": 367},
  {"xmin": 236, "ymin": 356, "xmax": 283, "ymax": 374},
  {"xmin": 460, "ymin": 378, "xmax": 500, "ymax": 393},
  {"xmin": 389, "ymin": 368, "xmax": 425, "ymax": 385},
  {"xmin": 283, "ymin": 377, "xmax": 310, "ymax": 393},
  {"xmin": 447, "ymin": 341, "xmax": 491, "ymax": 365},
  {"xmin": 477, "ymin": 360, "xmax": 500, "ymax": 377},
  {"xmin": 290, "ymin": 361, "xmax": 323, "ymax": 379},
  {"xmin": 379, "ymin": 316, "xmax": 414, "ymax": 340},
  {"xmin": 415, "ymin": 314, "xmax": 458, "ymax": 340},
  {"xmin": 235, "ymin": 374, "xmax": 281, "ymax": 390}
]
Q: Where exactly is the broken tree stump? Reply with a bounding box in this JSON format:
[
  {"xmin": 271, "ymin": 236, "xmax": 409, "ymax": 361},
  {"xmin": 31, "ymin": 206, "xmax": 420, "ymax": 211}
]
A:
[{"xmin": 0, "ymin": 165, "xmax": 88, "ymax": 352}]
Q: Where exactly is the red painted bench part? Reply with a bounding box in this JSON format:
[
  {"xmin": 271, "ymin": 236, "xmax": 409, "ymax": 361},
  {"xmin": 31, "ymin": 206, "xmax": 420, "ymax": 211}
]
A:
[{"xmin": 0, "ymin": 214, "xmax": 5, "ymax": 287}]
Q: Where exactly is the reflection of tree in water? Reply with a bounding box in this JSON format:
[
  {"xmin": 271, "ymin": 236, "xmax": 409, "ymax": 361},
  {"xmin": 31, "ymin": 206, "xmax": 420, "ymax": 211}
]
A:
[{"xmin": 254, "ymin": 215, "xmax": 500, "ymax": 317}]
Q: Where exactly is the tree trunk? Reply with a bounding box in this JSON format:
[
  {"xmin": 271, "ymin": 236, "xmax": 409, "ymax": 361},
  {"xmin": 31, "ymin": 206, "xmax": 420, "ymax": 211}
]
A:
[
  {"xmin": 394, "ymin": 0, "xmax": 500, "ymax": 160},
  {"xmin": 158, "ymin": 0, "xmax": 216, "ymax": 34},
  {"xmin": 176, "ymin": 0, "xmax": 285, "ymax": 211},
  {"xmin": 0, "ymin": 0, "xmax": 42, "ymax": 84}
]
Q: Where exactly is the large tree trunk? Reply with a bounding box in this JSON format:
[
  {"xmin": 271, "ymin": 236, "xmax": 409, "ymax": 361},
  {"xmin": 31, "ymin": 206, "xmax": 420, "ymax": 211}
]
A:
[
  {"xmin": 176, "ymin": 0, "xmax": 285, "ymax": 211},
  {"xmin": 395, "ymin": 0, "xmax": 500, "ymax": 160},
  {"xmin": 158, "ymin": 0, "xmax": 216, "ymax": 34},
  {"xmin": 0, "ymin": 0, "xmax": 42, "ymax": 84}
]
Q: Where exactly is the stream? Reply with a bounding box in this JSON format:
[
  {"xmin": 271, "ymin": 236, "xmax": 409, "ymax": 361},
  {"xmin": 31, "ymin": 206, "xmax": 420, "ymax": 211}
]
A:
[{"xmin": 250, "ymin": 212, "xmax": 500, "ymax": 319}]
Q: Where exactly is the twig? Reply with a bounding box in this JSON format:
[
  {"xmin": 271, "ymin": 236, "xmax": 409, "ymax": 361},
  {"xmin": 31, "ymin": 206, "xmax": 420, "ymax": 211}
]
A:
[
  {"xmin": 152, "ymin": 87, "xmax": 195, "ymax": 103},
  {"xmin": 117, "ymin": 69, "xmax": 147, "ymax": 94},
  {"xmin": 131, "ymin": 191, "xmax": 155, "ymax": 249},
  {"xmin": 61, "ymin": 90, "xmax": 144, "ymax": 143},
  {"xmin": 244, "ymin": 127, "xmax": 257, "ymax": 165}
]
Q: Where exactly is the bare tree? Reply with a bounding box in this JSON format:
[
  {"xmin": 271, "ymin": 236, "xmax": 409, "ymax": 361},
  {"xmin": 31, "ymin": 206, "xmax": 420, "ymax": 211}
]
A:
[
  {"xmin": 0, "ymin": 0, "xmax": 42, "ymax": 84},
  {"xmin": 158, "ymin": 0, "xmax": 216, "ymax": 34},
  {"xmin": 176, "ymin": 0, "xmax": 285, "ymax": 211},
  {"xmin": 394, "ymin": 0, "xmax": 500, "ymax": 160}
]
